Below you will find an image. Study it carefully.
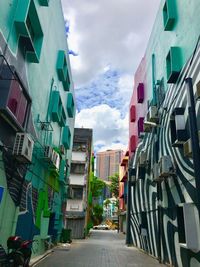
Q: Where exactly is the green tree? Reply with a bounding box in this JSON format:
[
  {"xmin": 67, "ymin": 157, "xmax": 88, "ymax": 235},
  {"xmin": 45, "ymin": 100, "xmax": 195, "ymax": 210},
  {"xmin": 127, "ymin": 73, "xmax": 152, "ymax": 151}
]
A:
[
  {"xmin": 108, "ymin": 173, "xmax": 119, "ymax": 198},
  {"xmin": 91, "ymin": 176, "xmax": 105, "ymax": 197},
  {"xmin": 104, "ymin": 198, "xmax": 111, "ymax": 208},
  {"xmin": 92, "ymin": 204, "xmax": 103, "ymax": 224}
]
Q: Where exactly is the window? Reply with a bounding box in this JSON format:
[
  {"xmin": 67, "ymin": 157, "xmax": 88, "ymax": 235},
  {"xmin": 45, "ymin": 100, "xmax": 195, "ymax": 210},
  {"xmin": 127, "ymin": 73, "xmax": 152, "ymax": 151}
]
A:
[
  {"xmin": 62, "ymin": 126, "xmax": 71, "ymax": 149},
  {"xmin": 50, "ymin": 91, "xmax": 66, "ymax": 127},
  {"xmin": 15, "ymin": 0, "xmax": 43, "ymax": 63},
  {"xmin": 71, "ymin": 187, "xmax": 83, "ymax": 200},
  {"xmin": 71, "ymin": 163, "xmax": 85, "ymax": 174},
  {"xmin": 163, "ymin": 0, "xmax": 176, "ymax": 31},
  {"xmin": 137, "ymin": 83, "xmax": 144, "ymax": 103},
  {"xmin": 170, "ymin": 107, "xmax": 188, "ymax": 147},
  {"xmin": 60, "ymin": 108, "xmax": 66, "ymax": 127},
  {"xmin": 67, "ymin": 93, "xmax": 75, "ymax": 118},
  {"xmin": 177, "ymin": 204, "xmax": 200, "ymax": 251},
  {"xmin": 177, "ymin": 206, "xmax": 186, "ymax": 243},
  {"xmin": 0, "ymin": 64, "xmax": 31, "ymax": 129},
  {"xmin": 166, "ymin": 47, "xmax": 182, "ymax": 83},
  {"xmin": 39, "ymin": 0, "xmax": 49, "ymax": 6},
  {"xmin": 138, "ymin": 117, "xmax": 144, "ymax": 136},
  {"xmin": 51, "ymin": 91, "xmax": 62, "ymax": 123},
  {"xmin": 130, "ymin": 105, "xmax": 136, "ymax": 122},
  {"xmin": 130, "ymin": 135, "xmax": 136, "ymax": 152},
  {"xmin": 57, "ymin": 50, "xmax": 71, "ymax": 91}
]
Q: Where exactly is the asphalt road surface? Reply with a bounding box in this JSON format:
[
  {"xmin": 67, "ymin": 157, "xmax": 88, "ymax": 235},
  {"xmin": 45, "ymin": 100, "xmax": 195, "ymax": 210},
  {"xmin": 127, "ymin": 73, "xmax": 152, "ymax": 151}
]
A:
[{"xmin": 35, "ymin": 230, "xmax": 164, "ymax": 267}]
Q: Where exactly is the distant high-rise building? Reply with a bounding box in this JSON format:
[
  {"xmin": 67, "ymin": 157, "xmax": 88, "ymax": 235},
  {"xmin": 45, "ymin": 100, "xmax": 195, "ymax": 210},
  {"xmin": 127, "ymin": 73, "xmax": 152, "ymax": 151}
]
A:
[{"xmin": 96, "ymin": 150, "xmax": 123, "ymax": 181}]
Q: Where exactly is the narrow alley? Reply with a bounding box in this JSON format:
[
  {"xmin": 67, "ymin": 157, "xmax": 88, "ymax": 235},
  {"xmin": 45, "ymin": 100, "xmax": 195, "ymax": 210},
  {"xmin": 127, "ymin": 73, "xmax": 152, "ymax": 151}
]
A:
[{"xmin": 34, "ymin": 230, "xmax": 164, "ymax": 267}]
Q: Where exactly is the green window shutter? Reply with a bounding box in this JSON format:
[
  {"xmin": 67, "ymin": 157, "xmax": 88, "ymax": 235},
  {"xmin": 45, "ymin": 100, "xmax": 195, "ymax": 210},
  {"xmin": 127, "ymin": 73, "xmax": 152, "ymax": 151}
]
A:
[
  {"xmin": 67, "ymin": 93, "xmax": 75, "ymax": 118},
  {"xmin": 51, "ymin": 91, "xmax": 62, "ymax": 123},
  {"xmin": 15, "ymin": 0, "xmax": 43, "ymax": 63},
  {"xmin": 39, "ymin": 0, "xmax": 49, "ymax": 6},
  {"xmin": 59, "ymin": 107, "xmax": 66, "ymax": 127},
  {"xmin": 166, "ymin": 47, "xmax": 182, "ymax": 83},
  {"xmin": 59, "ymin": 159, "xmax": 66, "ymax": 183},
  {"xmin": 56, "ymin": 50, "xmax": 71, "ymax": 91},
  {"xmin": 163, "ymin": 0, "xmax": 176, "ymax": 31},
  {"xmin": 63, "ymin": 71, "xmax": 70, "ymax": 91},
  {"xmin": 62, "ymin": 126, "xmax": 71, "ymax": 149}
]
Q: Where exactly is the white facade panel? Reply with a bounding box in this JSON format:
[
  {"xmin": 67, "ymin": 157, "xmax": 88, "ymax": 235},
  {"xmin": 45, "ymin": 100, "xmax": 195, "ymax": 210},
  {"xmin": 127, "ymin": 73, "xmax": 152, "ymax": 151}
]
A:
[
  {"xmin": 66, "ymin": 199, "xmax": 84, "ymax": 212},
  {"xmin": 72, "ymin": 151, "xmax": 87, "ymax": 162},
  {"xmin": 69, "ymin": 174, "xmax": 85, "ymax": 186}
]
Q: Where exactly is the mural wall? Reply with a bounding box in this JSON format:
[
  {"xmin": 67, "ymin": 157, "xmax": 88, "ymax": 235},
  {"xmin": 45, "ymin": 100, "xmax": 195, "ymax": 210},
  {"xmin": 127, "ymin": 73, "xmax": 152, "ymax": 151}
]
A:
[
  {"xmin": 0, "ymin": 0, "xmax": 75, "ymax": 258},
  {"xmin": 129, "ymin": 45, "xmax": 200, "ymax": 267}
]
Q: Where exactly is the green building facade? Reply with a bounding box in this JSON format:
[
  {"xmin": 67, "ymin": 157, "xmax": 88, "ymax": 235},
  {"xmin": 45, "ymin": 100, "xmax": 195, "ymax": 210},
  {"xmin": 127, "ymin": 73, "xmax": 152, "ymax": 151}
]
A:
[{"xmin": 0, "ymin": 0, "xmax": 75, "ymax": 258}]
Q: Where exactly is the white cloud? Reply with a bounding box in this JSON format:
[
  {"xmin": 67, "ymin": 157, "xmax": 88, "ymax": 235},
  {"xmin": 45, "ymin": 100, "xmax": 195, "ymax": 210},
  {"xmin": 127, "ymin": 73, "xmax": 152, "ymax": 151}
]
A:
[
  {"xmin": 61, "ymin": 0, "xmax": 160, "ymax": 152},
  {"xmin": 75, "ymin": 104, "xmax": 129, "ymax": 151},
  {"xmin": 62, "ymin": 0, "xmax": 160, "ymax": 87}
]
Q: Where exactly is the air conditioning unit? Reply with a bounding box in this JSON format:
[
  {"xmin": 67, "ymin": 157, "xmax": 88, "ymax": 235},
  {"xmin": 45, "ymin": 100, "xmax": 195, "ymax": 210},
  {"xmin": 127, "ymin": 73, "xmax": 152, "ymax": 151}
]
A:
[
  {"xmin": 13, "ymin": 133, "xmax": 34, "ymax": 163},
  {"xmin": 139, "ymin": 150, "xmax": 147, "ymax": 166},
  {"xmin": 147, "ymin": 106, "xmax": 158, "ymax": 123},
  {"xmin": 152, "ymin": 163, "xmax": 160, "ymax": 181},
  {"xmin": 183, "ymin": 132, "xmax": 200, "ymax": 158},
  {"xmin": 159, "ymin": 155, "xmax": 174, "ymax": 177},
  {"xmin": 143, "ymin": 121, "xmax": 152, "ymax": 132},
  {"xmin": 52, "ymin": 150, "xmax": 60, "ymax": 169},
  {"xmin": 43, "ymin": 146, "xmax": 53, "ymax": 161},
  {"xmin": 183, "ymin": 139, "xmax": 192, "ymax": 158}
]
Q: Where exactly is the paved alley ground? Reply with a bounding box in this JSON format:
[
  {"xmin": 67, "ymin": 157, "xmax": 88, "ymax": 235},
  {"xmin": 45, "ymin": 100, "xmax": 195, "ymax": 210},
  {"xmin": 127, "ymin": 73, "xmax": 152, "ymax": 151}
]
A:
[{"xmin": 35, "ymin": 230, "xmax": 165, "ymax": 267}]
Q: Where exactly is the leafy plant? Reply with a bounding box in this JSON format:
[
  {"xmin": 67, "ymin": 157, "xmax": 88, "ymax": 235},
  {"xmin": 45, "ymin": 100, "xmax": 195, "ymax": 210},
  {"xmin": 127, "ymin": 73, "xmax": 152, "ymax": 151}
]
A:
[{"xmin": 108, "ymin": 173, "xmax": 119, "ymax": 198}]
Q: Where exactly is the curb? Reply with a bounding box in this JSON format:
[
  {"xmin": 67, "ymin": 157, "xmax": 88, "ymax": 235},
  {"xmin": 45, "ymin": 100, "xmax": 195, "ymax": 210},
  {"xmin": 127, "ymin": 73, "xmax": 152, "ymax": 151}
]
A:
[
  {"xmin": 29, "ymin": 249, "xmax": 53, "ymax": 267},
  {"xmin": 29, "ymin": 243, "xmax": 71, "ymax": 266}
]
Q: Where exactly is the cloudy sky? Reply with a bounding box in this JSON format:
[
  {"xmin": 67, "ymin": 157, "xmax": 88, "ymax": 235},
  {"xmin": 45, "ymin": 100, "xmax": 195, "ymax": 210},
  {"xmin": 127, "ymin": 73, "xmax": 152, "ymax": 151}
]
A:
[{"xmin": 61, "ymin": 0, "xmax": 160, "ymax": 152}]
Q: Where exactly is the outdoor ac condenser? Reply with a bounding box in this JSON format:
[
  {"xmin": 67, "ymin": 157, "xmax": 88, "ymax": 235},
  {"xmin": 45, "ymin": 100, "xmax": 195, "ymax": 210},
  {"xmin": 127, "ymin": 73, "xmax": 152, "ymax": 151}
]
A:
[
  {"xmin": 44, "ymin": 145, "xmax": 54, "ymax": 161},
  {"xmin": 52, "ymin": 150, "xmax": 60, "ymax": 170},
  {"xmin": 152, "ymin": 163, "xmax": 160, "ymax": 181},
  {"xmin": 183, "ymin": 139, "xmax": 192, "ymax": 158},
  {"xmin": 147, "ymin": 106, "xmax": 158, "ymax": 123},
  {"xmin": 159, "ymin": 155, "xmax": 173, "ymax": 177},
  {"xmin": 139, "ymin": 150, "xmax": 147, "ymax": 166},
  {"xmin": 13, "ymin": 133, "xmax": 34, "ymax": 163}
]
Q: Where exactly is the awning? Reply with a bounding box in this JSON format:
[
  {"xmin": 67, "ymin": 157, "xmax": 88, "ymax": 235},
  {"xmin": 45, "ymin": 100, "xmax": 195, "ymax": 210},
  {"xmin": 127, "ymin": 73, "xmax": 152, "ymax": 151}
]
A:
[
  {"xmin": 121, "ymin": 171, "xmax": 128, "ymax": 182},
  {"xmin": 120, "ymin": 156, "xmax": 129, "ymax": 166}
]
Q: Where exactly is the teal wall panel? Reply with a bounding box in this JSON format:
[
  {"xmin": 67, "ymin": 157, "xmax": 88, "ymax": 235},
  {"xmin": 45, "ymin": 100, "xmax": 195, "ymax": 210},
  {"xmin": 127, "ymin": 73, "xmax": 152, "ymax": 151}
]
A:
[{"xmin": 0, "ymin": 0, "xmax": 75, "ymax": 258}]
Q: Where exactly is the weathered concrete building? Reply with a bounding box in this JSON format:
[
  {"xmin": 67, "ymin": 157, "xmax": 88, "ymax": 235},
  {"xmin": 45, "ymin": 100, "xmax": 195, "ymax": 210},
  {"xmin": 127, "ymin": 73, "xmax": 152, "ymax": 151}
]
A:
[{"xmin": 66, "ymin": 128, "xmax": 93, "ymax": 239}]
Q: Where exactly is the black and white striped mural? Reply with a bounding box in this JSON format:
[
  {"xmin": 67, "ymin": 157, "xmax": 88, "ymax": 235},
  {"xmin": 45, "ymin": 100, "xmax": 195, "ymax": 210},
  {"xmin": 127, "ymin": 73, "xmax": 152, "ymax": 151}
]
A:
[{"xmin": 129, "ymin": 45, "xmax": 200, "ymax": 267}]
